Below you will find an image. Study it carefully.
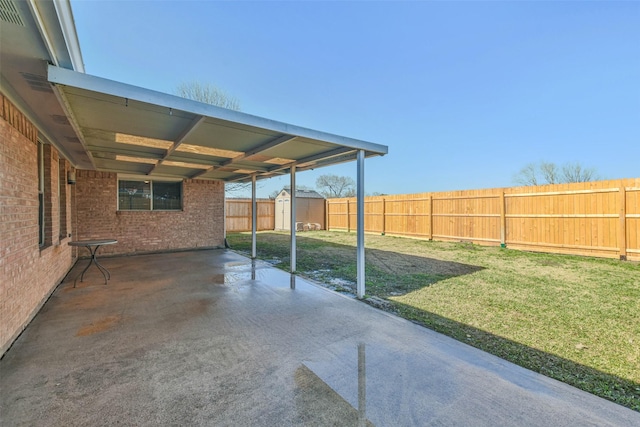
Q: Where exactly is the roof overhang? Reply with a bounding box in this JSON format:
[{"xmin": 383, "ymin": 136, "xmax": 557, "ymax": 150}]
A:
[
  {"xmin": 0, "ymin": 0, "xmax": 87, "ymax": 163},
  {"xmin": 47, "ymin": 65, "xmax": 388, "ymax": 183}
]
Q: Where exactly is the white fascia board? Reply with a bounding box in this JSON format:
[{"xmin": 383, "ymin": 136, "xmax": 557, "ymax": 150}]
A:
[
  {"xmin": 52, "ymin": 0, "xmax": 85, "ymax": 72},
  {"xmin": 27, "ymin": 0, "xmax": 58, "ymax": 66},
  {"xmin": 47, "ymin": 65, "xmax": 389, "ymax": 156},
  {"xmin": 28, "ymin": 0, "xmax": 84, "ymax": 71},
  {"xmin": 50, "ymin": 82, "xmax": 96, "ymax": 168}
]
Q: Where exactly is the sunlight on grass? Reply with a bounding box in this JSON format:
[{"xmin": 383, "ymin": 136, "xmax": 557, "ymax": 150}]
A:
[{"xmin": 391, "ymin": 271, "xmax": 639, "ymax": 383}]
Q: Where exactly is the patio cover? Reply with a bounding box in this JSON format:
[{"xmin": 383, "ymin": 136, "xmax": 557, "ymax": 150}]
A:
[
  {"xmin": 47, "ymin": 65, "xmax": 387, "ymax": 297},
  {"xmin": 47, "ymin": 65, "xmax": 387, "ymax": 182}
]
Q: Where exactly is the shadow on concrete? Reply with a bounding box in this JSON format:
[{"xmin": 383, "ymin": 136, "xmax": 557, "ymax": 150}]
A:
[
  {"xmin": 2, "ymin": 247, "xmax": 639, "ymax": 425},
  {"xmin": 228, "ymin": 232, "xmax": 485, "ymax": 298},
  {"xmin": 227, "ymin": 232, "xmax": 640, "ymax": 412},
  {"xmin": 293, "ymin": 363, "xmax": 374, "ymax": 426},
  {"xmin": 389, "ymin": 300, "xmax": 640, "ymax": 412}
]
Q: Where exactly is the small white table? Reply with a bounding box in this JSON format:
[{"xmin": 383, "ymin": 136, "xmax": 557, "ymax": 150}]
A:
[{"xmin": 69, "ymin": 239, "xmax": 118, "ymax": 287}]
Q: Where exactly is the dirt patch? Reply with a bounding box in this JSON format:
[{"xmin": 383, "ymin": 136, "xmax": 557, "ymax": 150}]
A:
[
  {"xmin": 76, "ymin": 315, "xmax": 122, "ymax": 336},
  {"xmin": 367, "ymin": 248, "xmax": 479, "ymax": 276}
]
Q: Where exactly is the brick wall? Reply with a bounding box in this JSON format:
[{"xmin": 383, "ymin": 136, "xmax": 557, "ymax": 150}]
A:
[
  {"xmin": 1, "ymin": 96, "xmax": 74, "ymax": 355},
  {"xmin": 0, "ymin": 92, "xmax": 225, "ymax": 355},
  {"xmin": 74, "ymin": 171, "xmax": 225, "ymax": 255}
]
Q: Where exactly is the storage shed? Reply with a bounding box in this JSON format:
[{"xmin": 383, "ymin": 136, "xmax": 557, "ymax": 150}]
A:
[{"xmin": 275, "ymin": 188, "xmax": 326, "ymax": 231}]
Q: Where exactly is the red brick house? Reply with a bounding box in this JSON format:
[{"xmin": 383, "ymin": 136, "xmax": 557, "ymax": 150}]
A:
[{"xmin": 0, "ymin": 1, "xmax": 387, "ymax": 355}]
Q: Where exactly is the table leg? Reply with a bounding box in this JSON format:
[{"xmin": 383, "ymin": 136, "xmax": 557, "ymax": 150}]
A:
[
  {"xmin": 92, "ymin": 249, "xmax": 111, "ymax": 281},
  {"xmin": 73, "ymin": 245, "xmax": 111, "ymax": 287}
]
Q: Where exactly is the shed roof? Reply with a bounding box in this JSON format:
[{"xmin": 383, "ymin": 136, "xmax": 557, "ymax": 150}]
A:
[{"xmin": 279, "ymin": 188, "xmax": 325, "ymax": 199}]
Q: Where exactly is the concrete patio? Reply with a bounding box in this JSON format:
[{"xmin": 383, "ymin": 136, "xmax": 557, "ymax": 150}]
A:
[{"xmin": 1, "ymin": 249, "xmax": 638, "ymax": 426}]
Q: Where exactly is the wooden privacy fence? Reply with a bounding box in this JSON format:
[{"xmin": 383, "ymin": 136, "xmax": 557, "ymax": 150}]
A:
[
  {"xmin": 326, "ymin": 178, "xmax": 640, "ymax": 261},
  {"xmin": 225, "ymin": 199, "xmax": 275, "ymax": 232}
]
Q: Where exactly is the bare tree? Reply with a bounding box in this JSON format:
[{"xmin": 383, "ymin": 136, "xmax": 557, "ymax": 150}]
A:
[
  {"xmin": 175, "ymin": 81, "xmax": 241, "ymax": 111},
  {"xmin": 223, "ymin": 181, "xmax": 263, "ymax": 197},
  {"xmin": 514, "ymin": 161, "xmax": 600, "ymax": 186},
  {"xmin": 513, "ymin": 162, "xmax": 539, "ymax": 186},
  {"xmin": 316, "ymin": 174, "xmax": 356, "ymax": 198},
  {"xmin": 561, "ymin": 162, "xmax": 599, "ymax": 183},
  {"xmin": 539, "ymin": 161, "xmax": 560, "ymax": 184},
  {"xmin": 268, "ymin": 189, "xmax": 280, "ymax": 199},
  {"xmin": 175, "ymin": 81, "xmax": 248, "ymax": 195}
]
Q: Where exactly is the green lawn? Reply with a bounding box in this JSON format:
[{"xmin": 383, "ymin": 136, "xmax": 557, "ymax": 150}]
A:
[{"xmin": 226, "ymin": 231, "xmax": 640, "ymax": 411}]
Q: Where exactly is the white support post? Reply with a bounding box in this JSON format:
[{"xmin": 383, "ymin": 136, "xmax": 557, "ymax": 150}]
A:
[
  {"xmin": 356, "ymin": 150, "xmax": 365, "ymax": 298},
  {"xmin": 251, "ymin": 175, "xmax": 257, "ymax": 259},
  {"xmin": 223, "ymin": 184, "xmax": 227, "ymax": 247},
  {"xmin": 290, "ymin": 165, "xmax": 297, "ymax": 273}
]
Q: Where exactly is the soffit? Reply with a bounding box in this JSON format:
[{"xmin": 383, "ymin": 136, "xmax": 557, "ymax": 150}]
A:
[{"xmin": 47, "ymin": 65, "xmax": 388, "ymax": 183}]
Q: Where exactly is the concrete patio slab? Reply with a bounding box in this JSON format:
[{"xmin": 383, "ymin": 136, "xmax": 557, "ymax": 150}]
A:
[{"xmin": 1, "ymin": 249, "xmax": 638, "ymax": 426}]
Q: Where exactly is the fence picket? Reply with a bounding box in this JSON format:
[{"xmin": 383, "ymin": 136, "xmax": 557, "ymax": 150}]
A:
[
  {"xmin": 224, "ymin": 179, "xmax": 639, "ymax": 261},
  {"xmin": 323, "ymin": 178, "xmax": 639, "ymax": 260}
]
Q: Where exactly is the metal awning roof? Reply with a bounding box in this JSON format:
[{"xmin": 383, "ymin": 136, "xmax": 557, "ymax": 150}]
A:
[
  {"xmin": 2, "ymin": 2, "xmax": 383, "ymax": 298},
  {"xmin": 47, "ymin": 65, "xmax": 388, "ymax": 183}
]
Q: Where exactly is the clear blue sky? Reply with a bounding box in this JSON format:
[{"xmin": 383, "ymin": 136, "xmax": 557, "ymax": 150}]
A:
[{"xmin": 71, "ymin": 0, "xmax": 639, "ymax": 198}]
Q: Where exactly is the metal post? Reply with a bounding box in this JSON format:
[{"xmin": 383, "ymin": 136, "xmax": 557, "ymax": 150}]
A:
[
  {"xmin": 356, "ymin": 150, "xmax": 365, "ymax": 298},
  {"xmin": 251, "ymin": 175, "xmax": 257, "ymax": 259},
  {"xmin": 223, "ymin": 183, "xmax": 227, "ymax": 247},
  {"xmin": 290, "ymin": 165, "xmax": 297, "ymax": 273}
]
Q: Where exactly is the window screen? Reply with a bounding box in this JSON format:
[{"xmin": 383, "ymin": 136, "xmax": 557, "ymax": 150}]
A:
[
  {"xmin": 153, "ymin": 181, "xmax": 182, "ymax": 210},
  {"xmin": 118, "ymin": 180, "xmax": 151, "ymax": 210}
]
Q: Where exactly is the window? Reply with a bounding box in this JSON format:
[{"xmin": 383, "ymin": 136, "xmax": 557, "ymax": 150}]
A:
[
  {"xmin": 118, "ymin": 179, "xmax": 182, "ymax": 211},
  {"xmin": 118, "ymin": 180, "xmax": 151, "ymax": 210},
  {"xmin": 59, "ymin": 160, "xmax": 68, "ymax": 238},
  {"xmin": 153, "ymin": 181, "xmax": 182, "ymax": 210},
  {"xmin": 37, "ymin": 141, "xmax": 44, "ymax": 246}
]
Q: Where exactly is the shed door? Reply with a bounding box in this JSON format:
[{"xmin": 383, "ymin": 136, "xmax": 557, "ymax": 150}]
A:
[
  {"xmin": 280, "ymin": 198, "xmax": 290, "ymax": 230},
  {"xmin": 275, "ymin": 198, "xmax": 291, "ymax": 230}
]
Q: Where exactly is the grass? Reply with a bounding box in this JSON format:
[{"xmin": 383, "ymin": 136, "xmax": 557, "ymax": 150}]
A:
[{"xmin": 227, "ymin": 231, "xmax": 640, "ymax": 411}]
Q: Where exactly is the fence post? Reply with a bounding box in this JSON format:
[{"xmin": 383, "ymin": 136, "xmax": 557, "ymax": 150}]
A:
[
  {"xmin": 500, "ymin": 191, "xmax": 506, "ymax": 248},
  {"xmin": 346, "ymin": 199, "xmax": 351, "ymax": 232},
  {"xmin": 428, "ymin": 195, "xmax": 433, "ymax": 240},
  {"xmin": 382, "ymin": 198, "xmax": 386, "ymax": 235},
  {"xmin": 325, "ymin": 199, "xmax": 329, "ymax": 231},
  {"xmin": 619, "ymin": 186, "xmax": 627, "ymax": 260}
]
